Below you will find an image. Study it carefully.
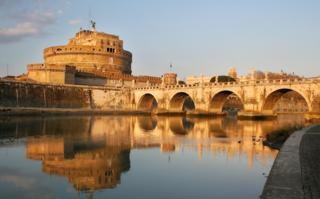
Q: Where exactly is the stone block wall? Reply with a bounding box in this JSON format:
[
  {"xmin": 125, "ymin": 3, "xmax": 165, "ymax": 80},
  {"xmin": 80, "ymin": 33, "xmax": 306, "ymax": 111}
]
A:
[
  {"xmin": 0, "ymin": 82, "xmax": 89, "ymax": 108},
  {"xmin": 0, "ymin": 81, "xmax": 132, "ymax": 110}
]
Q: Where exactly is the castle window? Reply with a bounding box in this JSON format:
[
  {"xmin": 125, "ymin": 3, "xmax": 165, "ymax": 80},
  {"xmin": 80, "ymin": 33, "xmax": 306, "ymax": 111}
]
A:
[{"xmin": 56, "ymin": 48, "xmax": 62, "ymax": 52}]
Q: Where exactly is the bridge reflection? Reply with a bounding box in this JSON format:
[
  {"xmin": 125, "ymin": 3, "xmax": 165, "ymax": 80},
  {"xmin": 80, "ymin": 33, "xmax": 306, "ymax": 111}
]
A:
[{"xmin": 0, "ymin": 115, "xmax": 305, "ymax": 192}]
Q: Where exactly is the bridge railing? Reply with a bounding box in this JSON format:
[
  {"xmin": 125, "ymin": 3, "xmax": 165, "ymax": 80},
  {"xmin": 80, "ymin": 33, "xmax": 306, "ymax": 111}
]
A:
[
  {"xmin": 133, "ymin": 78, "xmax": 320, "ymax": 90},
  {"xmin": 1, "ymin": 77, "xmax": 318, "ymax": 92}
]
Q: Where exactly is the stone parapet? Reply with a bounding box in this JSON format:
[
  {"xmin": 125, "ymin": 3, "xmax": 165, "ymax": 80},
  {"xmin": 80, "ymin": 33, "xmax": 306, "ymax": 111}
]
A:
[{"xmin": 27, "ymin": 64, "xmax": 76, "ymax": 72}]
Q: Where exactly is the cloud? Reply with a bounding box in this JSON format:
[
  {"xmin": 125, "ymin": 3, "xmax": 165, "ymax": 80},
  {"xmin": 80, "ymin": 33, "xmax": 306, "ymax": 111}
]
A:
[
  {"xmin": 0, "ymin": 22, "xmax": 38, "ymax": 42},
  {"xmin": 57, "ymin": 9, "xmax": 63, "ymax": 15},
  {"xmin": 0, "ymin": 167, "xmax": 55, "ymax": 199},
  {"xmin": 14, "ymin": 10, "xmax": 56, "ymax": 25},
  {"xmin": 68, "ymin": 19, "xmax": 82, "ymax": 25},
  {"xmin": 0, "ymin": 0, "xmax": 22, "ymax": 8},
  {"xmin": 0, "ymin": 10, "xmax": 57, "ymax": 43},
  {"xmin": 0, "ymin": 174, "xmax": 36, "ymax": 189},
  {"xmin": 0, "ymin": 0, "xmax": 70, "ymax": 43}
]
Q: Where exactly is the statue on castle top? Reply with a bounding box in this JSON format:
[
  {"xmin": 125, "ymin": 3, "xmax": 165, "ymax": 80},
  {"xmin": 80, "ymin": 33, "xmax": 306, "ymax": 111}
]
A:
[{"xmin": 90, "ymin": 20, "xmax": 96, "ymax": 30}]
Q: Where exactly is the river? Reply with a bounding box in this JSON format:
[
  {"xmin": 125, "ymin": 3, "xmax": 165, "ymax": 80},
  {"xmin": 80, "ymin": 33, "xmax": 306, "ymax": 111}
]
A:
[{"xmin": 0, "ymin": 115, "xmax": 307, "ymax": 199}]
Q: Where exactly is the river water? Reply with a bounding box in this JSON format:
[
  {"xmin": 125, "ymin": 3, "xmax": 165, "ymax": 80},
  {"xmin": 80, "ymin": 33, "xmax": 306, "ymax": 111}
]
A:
[{"xmin": 0, "ymin": 115, "xmax": 307, "ymax": 199}]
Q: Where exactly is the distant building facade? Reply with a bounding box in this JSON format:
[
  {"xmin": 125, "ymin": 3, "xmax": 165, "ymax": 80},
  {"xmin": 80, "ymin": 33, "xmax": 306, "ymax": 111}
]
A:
[{"xmin": 186, "ymin": 67, "xmax": 302, "ymax": 85}]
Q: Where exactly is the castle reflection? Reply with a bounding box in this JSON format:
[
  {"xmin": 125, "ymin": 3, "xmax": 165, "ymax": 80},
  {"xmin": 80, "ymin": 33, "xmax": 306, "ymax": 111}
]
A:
[{"xmin": 0, "ymin": 115, "xmax": 305, "ymax": 192}]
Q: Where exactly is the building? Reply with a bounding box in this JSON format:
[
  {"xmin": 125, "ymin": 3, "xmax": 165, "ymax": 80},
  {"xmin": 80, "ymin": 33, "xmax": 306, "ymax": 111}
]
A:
[{"xmin": 26, "ymin": 23, "xmax": 161, "ymax": 86}]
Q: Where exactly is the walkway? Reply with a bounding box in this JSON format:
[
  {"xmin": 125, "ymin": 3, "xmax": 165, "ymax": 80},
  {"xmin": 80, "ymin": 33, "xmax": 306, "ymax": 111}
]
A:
[
  {"xmin": 300, "ymin": 125, "xmax": 320, "ymax": 199},
  {"xmin": 261, "ymin": 124, "xmax": 320, "ymax": 199}
]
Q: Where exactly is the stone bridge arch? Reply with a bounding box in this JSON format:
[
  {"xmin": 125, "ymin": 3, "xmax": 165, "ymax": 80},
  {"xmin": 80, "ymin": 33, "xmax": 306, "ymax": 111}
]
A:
[
  {"xmin": 137, "ymin": 93, "xmax": 158, "ymax": 111},
  {"xmin": 261, "ymin": 87, "xmax": 311, "ymax": 113},
  {"xmin": 169, "ymin": 92, "xmax": 196, "ymax": 112},
  {"xmin": 137, "ymin": 116, "xmax": 157, "ymax": 132},
  {"xmin": 209, "ymin": 89, "xmax": 244, "ymax": 113},
  {"xmin": 168, "ymin": 117, "xmax": 194, "ymax": 135}
]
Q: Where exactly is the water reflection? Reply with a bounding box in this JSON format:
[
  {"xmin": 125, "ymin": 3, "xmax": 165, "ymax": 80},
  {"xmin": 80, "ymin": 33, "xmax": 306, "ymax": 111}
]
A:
[
  {"xmin": 0, "ymin": 115, "xmax": 307, "ymax": 197},
  {"xmin": 27, "ymin": 137, "xmax": 130, "ymax": 191}
]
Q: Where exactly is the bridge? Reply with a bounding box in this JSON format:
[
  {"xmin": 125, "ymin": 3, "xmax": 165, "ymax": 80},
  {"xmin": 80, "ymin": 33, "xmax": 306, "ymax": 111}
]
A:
[{"xmin": 133, "ymin": 78, "xmax": 320, "ymax": 119}]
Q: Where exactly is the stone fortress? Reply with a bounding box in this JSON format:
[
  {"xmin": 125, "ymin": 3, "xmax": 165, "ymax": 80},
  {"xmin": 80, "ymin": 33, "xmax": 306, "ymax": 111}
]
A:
[{"xmin": 26, "ymin": 22, "xmax": 161, "ymax": 87}]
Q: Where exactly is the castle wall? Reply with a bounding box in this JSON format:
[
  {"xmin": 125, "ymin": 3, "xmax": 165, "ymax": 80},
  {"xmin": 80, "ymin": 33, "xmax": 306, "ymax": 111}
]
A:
[
  {"xmin": 75, "ymin": 75, "xmax": 107, "ymax": 86},
  {"xmin": 28, "ymin": 70, "xmax": 48, "ymax": 83},
  {"xmin": 65, "ymin": 70, "xmax": 75, "ymax": 84},
  {"xmin": 47, "ymin": 70, "xmax": 67, "ymax": 84},
  {"xmin": 44, "ymin": 49, "xmax": 131, "ymax": 74},
  {"xmin": 91, "ymin": 89, "xmax": 131, "ymax": 109},
  {"xmin": 27, "ymin": 64, "xmax": 76, "ymax": 84},
  {"xmin": 0, "ymin": 81, "xmax": 132, "ymax": 110}
]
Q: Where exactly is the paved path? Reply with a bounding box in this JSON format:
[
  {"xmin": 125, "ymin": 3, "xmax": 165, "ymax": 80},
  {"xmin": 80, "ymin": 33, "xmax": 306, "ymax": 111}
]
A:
[
  {"xmin": 300, "ymin": 125, "xmax": 320, "ymax": 199},
  {"xmin": 261, "ymin": 125, "xmax": 320, "ymax": 199}
]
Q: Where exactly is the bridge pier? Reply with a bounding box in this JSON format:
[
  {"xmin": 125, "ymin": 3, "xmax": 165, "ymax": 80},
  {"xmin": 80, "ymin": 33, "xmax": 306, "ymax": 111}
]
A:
[
  {"xmin": 156, "ymin": 109, "xmax": 185, "ymax": 116},
  {"xmin": 238, "ymin": 111, "xmax": 277, "ymax": 120},
  {"xmin": 304, "ymin": 112, "xmax": 320, "ymax": 122},
  {"xmin": 186, "ymin": 110, "xmax": 226, "ymax": 117},
  {"xmin": 153, "ymin": 108, "xmax": 227, "ymax": 117}
]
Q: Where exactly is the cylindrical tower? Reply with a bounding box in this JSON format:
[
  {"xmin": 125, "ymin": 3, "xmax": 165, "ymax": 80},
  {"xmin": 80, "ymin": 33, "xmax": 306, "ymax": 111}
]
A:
[{"xmin": 43, "ymin": 29, "xmax": 132, "ymax": 74}]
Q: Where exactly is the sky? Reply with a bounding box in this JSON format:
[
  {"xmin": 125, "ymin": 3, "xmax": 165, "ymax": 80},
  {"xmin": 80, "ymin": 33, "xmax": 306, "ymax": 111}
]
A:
[{"xmin": 0, "ymin": 0, "xmax": 319, "ymax": 79}]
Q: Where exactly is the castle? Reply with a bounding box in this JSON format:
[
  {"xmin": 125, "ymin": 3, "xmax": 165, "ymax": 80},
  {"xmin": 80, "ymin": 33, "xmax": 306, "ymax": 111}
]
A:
[{"xmin": 26, "ymin": 23, "xmax": 162, "ymax": 87}]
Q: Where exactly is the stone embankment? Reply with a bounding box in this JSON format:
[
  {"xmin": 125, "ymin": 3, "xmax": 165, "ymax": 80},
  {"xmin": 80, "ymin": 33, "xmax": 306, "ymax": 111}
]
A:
[
  {"xmin": 0, "ymin": 80, "xmax": 135, "ymax": 116},
  {"xmin": 261, "ymin": 125, "xmax": 320, "ymax": 199}
]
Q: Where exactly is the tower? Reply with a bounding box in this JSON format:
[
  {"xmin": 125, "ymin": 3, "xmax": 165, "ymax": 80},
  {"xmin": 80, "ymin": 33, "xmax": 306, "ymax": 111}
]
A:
[{"xmin": 228, "ymin": 67, "xmax": 237, "ymax": 79}]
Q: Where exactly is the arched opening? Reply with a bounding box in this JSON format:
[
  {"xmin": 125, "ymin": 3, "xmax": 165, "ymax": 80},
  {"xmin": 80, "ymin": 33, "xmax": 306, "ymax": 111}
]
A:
[
  {"xmin": 209, "ymin": 91, "xmax": 244, "ymax": 114},
  {"xmin": 263, "ymin": 89, "xmax": 309, "ymax": 114},
  {"xmin": 169, "ymin": 92, "xmax": 195, "ymax": 112},
  {"xmin": 208, "ymin": 119, "xmax": 227, "ymax": 138},
  {"xmin": 137, "ymin": 94, "xmax": 158, "ymax": 111},
  {"xmin": 137, "ymin": 116, "xmax": 157, "ymax": 132},
  {"xmin": 210, "ymin": 76, "xmax": 236, "ymax": 83},
  {"xmin": 169, "ymin": 117, "xmax": 194, "ymax": 135}
]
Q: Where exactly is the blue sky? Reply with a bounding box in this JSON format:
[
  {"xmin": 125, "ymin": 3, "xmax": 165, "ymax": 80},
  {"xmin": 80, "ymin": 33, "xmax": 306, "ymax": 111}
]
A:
[{"xmin": 0, "ymin": 0, "xmax": 319, "ymax": 79}]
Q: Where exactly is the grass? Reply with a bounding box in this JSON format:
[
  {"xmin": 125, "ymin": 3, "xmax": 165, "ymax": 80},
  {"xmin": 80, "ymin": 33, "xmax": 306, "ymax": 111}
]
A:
[{"xmin": 264, "ymin": 124, "xmax": 305, "ymax": 149}]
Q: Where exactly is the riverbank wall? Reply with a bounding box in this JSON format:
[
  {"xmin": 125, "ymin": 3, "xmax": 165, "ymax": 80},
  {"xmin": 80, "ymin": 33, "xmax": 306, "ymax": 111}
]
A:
[
  {"xmin": 261, "ymin": 125, "xmax": 320, "ymax": 199},
  {"xmin": 0, "ymin": 80, "xmax": 135, "ymax": 115}
]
